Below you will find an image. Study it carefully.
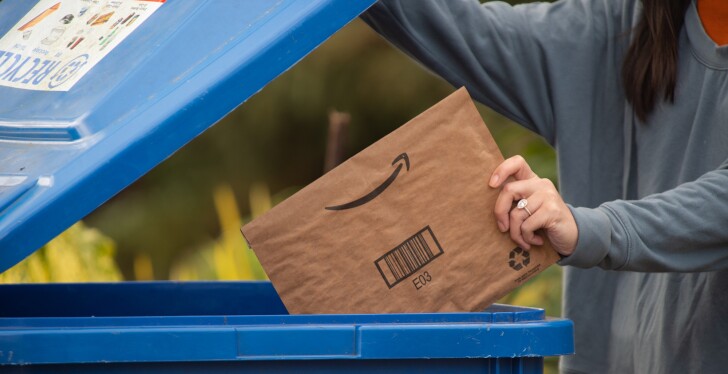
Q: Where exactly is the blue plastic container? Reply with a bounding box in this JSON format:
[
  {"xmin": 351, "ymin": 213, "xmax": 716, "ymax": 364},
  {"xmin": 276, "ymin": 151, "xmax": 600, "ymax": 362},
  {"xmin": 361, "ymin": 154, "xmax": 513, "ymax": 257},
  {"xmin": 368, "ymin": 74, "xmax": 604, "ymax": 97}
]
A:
[
  {"xmin": 0, "ymin": 0, "xmax": 377, "ymax": 273},
  {"xmin": 0, "ymin": 1, "xmax": 573, "ymax": 372},
  {"xmin": 0, "ymin": 281, "xmax": 573, "ymax": 372}
]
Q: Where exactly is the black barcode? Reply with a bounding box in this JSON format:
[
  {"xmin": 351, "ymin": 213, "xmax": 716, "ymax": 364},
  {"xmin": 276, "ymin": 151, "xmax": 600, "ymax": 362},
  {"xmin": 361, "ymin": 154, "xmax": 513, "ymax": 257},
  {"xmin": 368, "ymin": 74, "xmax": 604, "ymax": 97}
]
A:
[{"xmin": 374, "ymin": 226, "xmax": 444, "ymax": 288}]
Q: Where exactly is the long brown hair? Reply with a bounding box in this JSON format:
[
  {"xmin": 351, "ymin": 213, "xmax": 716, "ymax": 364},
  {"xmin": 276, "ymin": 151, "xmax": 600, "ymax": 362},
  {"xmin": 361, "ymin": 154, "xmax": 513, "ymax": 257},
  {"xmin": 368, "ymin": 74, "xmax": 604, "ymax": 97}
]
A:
[{"xmin": 622, "ymin": 0, "xmax": 691, "ymax": 122}]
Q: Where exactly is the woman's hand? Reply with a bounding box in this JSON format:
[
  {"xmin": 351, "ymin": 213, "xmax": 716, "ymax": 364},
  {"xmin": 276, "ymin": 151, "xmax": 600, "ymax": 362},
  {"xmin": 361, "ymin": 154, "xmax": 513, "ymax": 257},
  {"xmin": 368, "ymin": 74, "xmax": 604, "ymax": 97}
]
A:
[{"xmin": 489, "ymin": 155, "xmax": 578, "ymax": 257}]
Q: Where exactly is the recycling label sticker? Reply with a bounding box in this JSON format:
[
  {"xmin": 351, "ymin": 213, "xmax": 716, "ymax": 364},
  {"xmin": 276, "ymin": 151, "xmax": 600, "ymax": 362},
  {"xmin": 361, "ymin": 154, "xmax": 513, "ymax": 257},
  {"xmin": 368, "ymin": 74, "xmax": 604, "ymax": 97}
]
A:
[{"xmin": 0, "ymin": 0, "xmax": 165, "ymax": 92}]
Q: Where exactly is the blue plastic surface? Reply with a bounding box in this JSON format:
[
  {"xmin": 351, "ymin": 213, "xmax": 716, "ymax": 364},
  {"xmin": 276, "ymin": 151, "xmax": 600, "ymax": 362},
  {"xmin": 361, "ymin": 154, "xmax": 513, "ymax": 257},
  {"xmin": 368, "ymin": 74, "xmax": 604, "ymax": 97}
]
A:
[
  {"xmin": 0, "ymin": 281, "xmax": 574, "ymax": 372},
  {"xmin": 0, "ymin": 0, "xmax": 376, "ymax": 273}
]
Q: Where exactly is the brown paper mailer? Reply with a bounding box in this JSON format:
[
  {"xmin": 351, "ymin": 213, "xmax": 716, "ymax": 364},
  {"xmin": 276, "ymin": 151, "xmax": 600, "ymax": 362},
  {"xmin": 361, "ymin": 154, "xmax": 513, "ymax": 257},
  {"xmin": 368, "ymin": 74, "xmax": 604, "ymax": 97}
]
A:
[{"xmin": 242, "ymin": 87, "xmax": 560, "ymax": 314}]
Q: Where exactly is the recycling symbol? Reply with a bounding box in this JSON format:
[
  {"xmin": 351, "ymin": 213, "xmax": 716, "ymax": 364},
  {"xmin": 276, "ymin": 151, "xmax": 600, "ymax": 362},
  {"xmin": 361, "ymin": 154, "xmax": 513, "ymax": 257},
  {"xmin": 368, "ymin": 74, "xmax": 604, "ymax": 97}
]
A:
[{"xmin": 508, "ymin": 247, "xmax": 530, "ymax": 271}]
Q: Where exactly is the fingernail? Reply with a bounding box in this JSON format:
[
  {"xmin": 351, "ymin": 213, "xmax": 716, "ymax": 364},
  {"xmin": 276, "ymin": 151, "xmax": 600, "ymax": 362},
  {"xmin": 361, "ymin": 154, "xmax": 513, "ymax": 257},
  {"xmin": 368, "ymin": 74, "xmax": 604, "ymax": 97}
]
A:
[{"xmin": 489, "ymin": 174, "xmax": 499, "ymax": 187}]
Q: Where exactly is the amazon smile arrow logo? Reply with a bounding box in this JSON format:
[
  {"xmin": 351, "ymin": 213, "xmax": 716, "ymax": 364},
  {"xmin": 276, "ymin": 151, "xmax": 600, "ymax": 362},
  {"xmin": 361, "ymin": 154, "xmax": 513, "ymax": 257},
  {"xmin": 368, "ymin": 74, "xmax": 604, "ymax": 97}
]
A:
[{"xmin": 325, "ymin": 153, "xmax": 410, "ymax": 211}]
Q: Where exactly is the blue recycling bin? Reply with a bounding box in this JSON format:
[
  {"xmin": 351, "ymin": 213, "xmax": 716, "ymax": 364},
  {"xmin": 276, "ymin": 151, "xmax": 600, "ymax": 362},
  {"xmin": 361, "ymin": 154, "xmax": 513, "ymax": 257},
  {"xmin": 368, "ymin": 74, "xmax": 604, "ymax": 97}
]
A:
[
  {"xmin": 0, "ymin": 281, "xmax": 572, "ymax": 373},
  {"xmin": 0, "ymin": 0, "xmax": 573, "ymax": 372},
  {"xmin": 0, "ymin": 0, "xmax": 379, "ymax": 268}
]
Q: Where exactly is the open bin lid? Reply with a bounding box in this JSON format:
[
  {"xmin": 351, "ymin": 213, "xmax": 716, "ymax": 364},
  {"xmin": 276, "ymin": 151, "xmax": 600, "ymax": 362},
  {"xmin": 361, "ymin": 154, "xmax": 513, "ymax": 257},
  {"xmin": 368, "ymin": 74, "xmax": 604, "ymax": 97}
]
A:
[{"xmin": 0, "ymin": 0, "xmax": 376, "ymax": 273}]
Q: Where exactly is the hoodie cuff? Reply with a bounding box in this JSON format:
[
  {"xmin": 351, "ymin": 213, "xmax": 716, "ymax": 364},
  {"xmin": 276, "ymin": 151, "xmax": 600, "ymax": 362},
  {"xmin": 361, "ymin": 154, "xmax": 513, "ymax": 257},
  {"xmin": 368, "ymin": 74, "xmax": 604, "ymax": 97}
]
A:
[{"xmin": 558, "ymin": 206, "xmax": 611, "ymax": 268}]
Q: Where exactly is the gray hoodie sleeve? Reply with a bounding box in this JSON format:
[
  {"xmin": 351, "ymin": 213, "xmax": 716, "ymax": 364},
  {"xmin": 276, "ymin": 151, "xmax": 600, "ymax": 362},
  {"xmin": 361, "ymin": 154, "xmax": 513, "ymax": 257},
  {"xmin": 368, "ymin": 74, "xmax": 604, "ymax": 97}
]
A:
[
  {"xmin": 361, "ymin": 0, "xmax": 622, "ymax": 145},
  {"xmin": 561, "ymin": 160, "xmax": 728, "ymax": 272},
  {"xmin": 363, "ymin": 0, "xmax": 728, "ymax": 273}
]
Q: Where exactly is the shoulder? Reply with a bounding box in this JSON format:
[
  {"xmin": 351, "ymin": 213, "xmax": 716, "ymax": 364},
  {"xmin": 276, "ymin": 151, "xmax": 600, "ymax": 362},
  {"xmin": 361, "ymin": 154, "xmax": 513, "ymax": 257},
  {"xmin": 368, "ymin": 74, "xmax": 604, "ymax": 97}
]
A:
[
  {"xmin": 511, "ymin": 0, "xmax": 639, "ymax": 26},
  {"xmin": 510, "ymin": 0, "xmax": 640, "ymax": 45}
]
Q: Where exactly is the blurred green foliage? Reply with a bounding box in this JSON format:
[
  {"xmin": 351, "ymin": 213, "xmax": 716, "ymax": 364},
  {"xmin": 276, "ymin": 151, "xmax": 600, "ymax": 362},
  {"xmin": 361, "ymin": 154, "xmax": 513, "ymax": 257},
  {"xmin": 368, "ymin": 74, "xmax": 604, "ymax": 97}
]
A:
[
  {"xmin": 0, "ymin": 222, "xmax": 122, "ymax": 283},
  {"xmin": 170, "ymin": 184, "xmax": 268, "ymax": 281}
]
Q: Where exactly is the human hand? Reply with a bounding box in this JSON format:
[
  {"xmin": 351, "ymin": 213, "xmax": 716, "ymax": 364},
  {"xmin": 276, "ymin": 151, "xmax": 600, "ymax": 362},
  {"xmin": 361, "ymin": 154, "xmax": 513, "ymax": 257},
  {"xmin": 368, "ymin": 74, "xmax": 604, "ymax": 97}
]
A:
[{"xmin": 489, "ymin": 156, "xmax": 577, "ymax": 256}]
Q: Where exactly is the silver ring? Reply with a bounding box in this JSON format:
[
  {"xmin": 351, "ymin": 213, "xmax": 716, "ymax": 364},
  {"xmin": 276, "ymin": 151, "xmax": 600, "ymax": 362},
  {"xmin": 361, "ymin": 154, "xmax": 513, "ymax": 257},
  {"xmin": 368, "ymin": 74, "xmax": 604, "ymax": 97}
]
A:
[{"xmin": 517, "ymin": 198, "xmax": 532, "ymax": 216}]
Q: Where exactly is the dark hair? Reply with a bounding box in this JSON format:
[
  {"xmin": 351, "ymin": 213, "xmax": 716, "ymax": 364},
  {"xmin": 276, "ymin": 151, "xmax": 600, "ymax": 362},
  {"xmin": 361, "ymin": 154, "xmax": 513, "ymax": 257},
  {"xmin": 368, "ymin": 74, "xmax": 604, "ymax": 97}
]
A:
[{"xmin": 622, "ymin": 0, "xmax": 691, "ymax": 122}]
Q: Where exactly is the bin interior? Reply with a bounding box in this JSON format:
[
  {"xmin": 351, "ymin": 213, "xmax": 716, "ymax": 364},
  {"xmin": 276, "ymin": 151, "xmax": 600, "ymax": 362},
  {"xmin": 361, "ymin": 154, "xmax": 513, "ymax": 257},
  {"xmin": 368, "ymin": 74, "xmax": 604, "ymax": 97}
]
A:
[{"xmin": 0, "ymin": 280, "xmax": 542, "ymax": 320}]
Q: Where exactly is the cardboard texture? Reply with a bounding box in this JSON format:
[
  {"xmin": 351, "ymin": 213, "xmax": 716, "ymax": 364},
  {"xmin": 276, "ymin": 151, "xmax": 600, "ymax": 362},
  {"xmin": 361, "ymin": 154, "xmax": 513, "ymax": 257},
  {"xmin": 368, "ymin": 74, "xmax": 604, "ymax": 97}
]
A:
[{"xmin": 242, "ymin": 88, "xmax": 560, "ymax": 314}]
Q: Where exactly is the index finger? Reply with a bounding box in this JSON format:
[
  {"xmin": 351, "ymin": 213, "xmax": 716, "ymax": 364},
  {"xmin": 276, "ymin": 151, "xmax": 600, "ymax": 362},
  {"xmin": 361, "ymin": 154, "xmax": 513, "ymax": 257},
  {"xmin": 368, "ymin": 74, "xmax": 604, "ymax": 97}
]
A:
[{"xmin": 489, "ymin": 155, "xmax": 537, "ymax": 188}]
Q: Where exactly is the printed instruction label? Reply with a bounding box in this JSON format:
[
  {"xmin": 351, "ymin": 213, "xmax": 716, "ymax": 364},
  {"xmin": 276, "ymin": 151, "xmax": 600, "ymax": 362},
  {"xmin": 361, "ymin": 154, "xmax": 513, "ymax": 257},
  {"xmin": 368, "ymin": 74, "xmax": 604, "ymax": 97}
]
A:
[{"xmin": 0, "ymin": 0, "xmax": 165, "ymax": 91}]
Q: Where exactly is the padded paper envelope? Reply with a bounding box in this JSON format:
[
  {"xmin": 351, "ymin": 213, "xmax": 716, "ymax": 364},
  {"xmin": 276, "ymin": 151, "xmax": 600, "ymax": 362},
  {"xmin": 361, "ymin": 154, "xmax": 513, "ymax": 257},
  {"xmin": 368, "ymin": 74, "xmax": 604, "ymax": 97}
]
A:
[{"xmin": 242, "ymin": 88, "xmax": 560, "ymax": 314}]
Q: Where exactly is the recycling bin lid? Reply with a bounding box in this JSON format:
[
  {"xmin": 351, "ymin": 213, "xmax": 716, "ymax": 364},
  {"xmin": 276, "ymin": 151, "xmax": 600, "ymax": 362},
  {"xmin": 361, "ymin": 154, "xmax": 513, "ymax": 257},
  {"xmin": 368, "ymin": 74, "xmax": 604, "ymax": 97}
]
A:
[{"xmin": 0, "ymin": 0, "xmax": 376, "ymax": 273}]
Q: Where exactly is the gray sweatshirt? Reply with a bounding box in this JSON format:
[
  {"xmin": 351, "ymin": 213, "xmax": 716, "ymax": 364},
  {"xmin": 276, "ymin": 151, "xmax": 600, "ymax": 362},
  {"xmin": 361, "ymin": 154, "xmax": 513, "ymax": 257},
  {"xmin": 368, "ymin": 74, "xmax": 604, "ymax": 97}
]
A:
[{"xmin": 362, "ymin": 0, "xmax": 728, "ymax": 373}]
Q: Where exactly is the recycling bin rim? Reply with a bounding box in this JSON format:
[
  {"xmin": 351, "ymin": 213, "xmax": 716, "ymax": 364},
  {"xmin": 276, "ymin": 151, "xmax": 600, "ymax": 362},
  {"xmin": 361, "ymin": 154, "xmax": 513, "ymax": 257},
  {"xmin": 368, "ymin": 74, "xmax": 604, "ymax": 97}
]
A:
[{"xmin": 0, "ymin": 281, "xmax": 574, "ymax": 366}]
